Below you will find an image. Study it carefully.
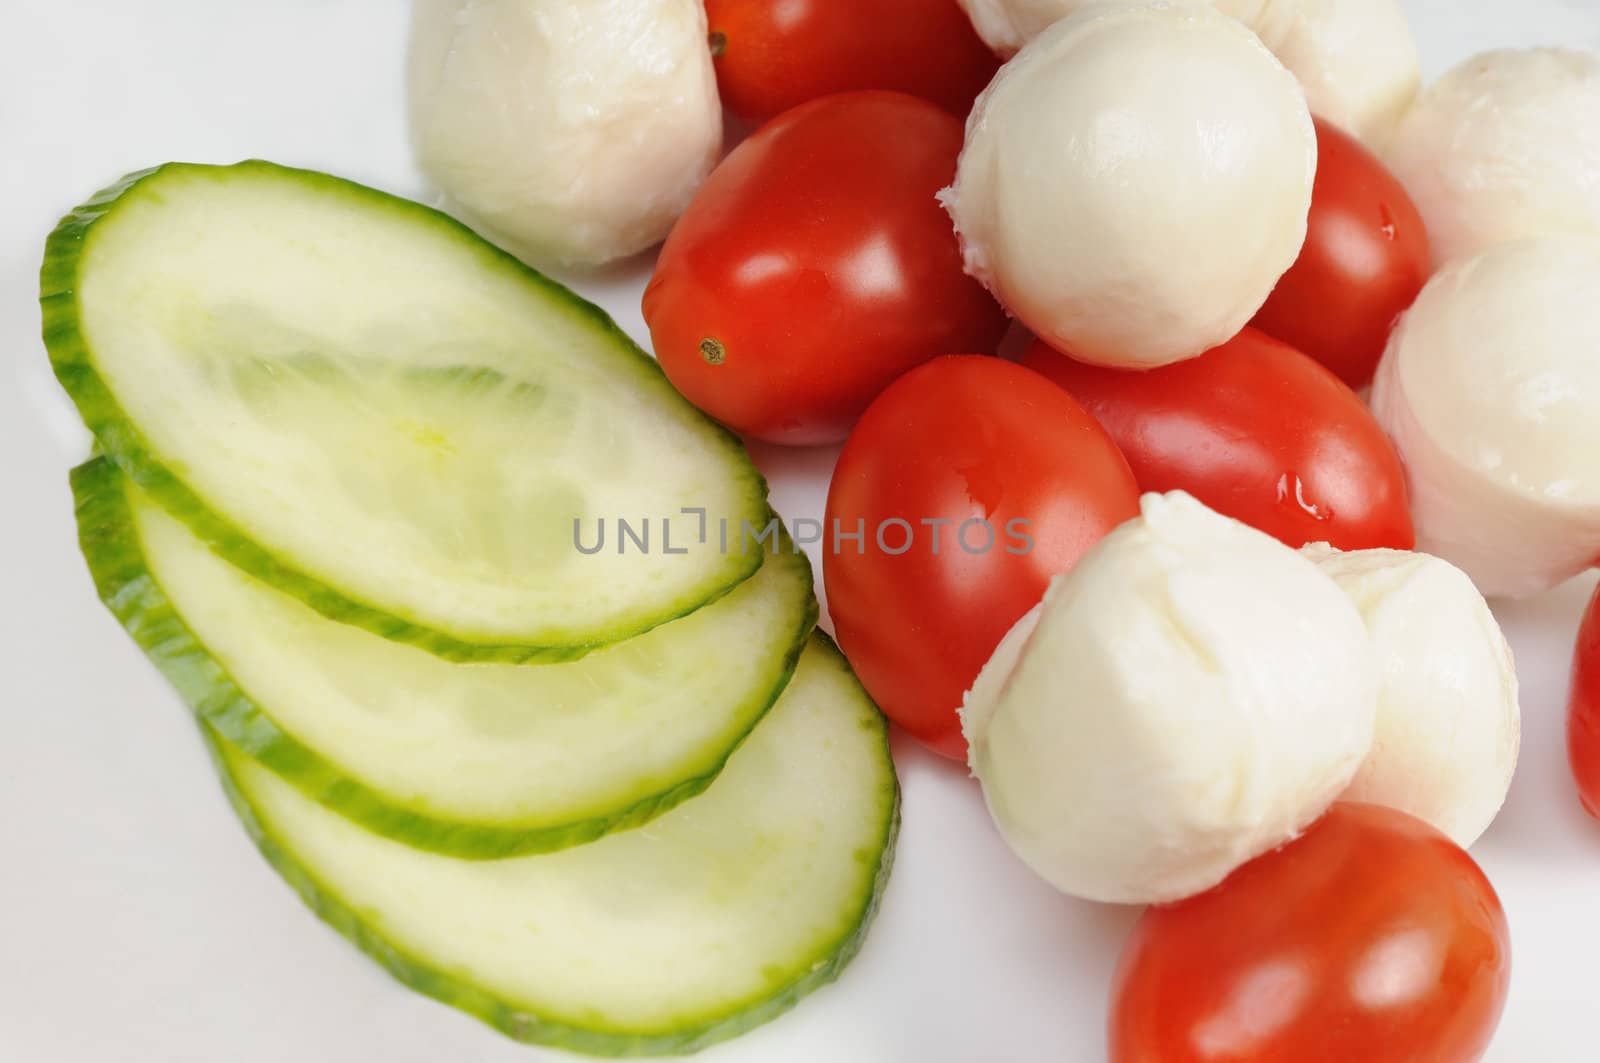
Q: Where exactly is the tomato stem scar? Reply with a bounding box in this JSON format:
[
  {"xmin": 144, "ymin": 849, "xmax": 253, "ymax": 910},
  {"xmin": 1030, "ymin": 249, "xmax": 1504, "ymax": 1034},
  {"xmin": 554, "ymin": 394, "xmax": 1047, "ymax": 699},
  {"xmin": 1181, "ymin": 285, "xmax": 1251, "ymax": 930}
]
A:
[{"xmin": 699, "ymin": 337, "xmax": 727, "ymax": 365}]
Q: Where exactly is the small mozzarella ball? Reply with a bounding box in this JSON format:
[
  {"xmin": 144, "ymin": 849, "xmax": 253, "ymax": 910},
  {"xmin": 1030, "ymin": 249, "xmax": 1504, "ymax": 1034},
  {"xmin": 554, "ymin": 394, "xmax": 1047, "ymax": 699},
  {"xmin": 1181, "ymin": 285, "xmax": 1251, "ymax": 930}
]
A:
[
  {"xmin": 1386, "ymin": 48, "xmax": 1600, "ymax": 266},
  {"xmin": 1302, "ymin": 544, "xmax": 1520, "ymax": 847},
  {"xmin": 408, "ymin": 0, "xmax": 721, "ymax": 268},
  {"xmin": 1213, "ymin": 0, "xmax": 1418, "ymax": 144},
  {"xmin": 942, "ymin": 1, "xmax": 1315, "ymax": 369},
  {"xmin": 958, "ymin": 0, "xmax": 1416, "ymax": 144},
  {"xmin": 1370, "ymin": 236, "xmax": 1600, "ymax": 598},
  {"xmin": 956, "ymin": 0, "xmax": 1077, "ymax": 54},
  {"xmin": 963, "ymin": 492, "xmax": 1376, "ymax": 905}
]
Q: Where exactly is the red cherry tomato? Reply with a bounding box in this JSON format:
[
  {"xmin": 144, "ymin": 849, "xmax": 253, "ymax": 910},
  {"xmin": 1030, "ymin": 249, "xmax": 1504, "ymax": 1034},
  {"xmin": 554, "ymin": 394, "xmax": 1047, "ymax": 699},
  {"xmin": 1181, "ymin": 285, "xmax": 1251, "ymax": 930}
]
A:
[
  {"xmin": 704, "ymin": 0, "xmax": 999, "ymax": 126},
  {"xmin": 1021, "ymin": 328, "xmax": 1414, "ymax": 552},
  {"xmin": 1568, "ymin": 582, "xmax": 1600, "ymax": 817},
  {"xmin": 644, "ymin": 92, "xmax": 1008, "ymax": 446},
  {"xmin": 1111, "ymin": 803, "xmax": 1511, "ymax": 1063},
  {"xmin": 1251, "ymin": 117, "xmax": 1431, "ymax": 389},
  {"xmin": 824, "ymin": 356, "xmax": 1139, "ymax": 759}
]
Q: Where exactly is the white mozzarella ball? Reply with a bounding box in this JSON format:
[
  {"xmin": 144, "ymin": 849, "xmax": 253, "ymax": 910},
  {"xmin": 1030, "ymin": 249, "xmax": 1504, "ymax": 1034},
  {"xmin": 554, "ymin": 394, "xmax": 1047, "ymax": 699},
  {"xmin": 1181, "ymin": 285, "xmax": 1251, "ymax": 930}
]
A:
[
  {"xmin": 941, "ymin": 1, "xmax": 1315, "ymax": 369},
  {"xmin": 1302, "ymin": 545, "xmax": 1520, "ymax": 848},
  {"xmin": 408, "ymin": 0, "xmax": 721, "ymax": 269},
  {"xmin": 1386, "ymin": 48, "xmax": 1600, "ymax": 266},
  {"xmin": 956, "ymin": 0, "xmax": 1078, "ymax": 54},
  {"xmin": 1370, "ymin": 237, "xmax": 1600, "ymax": 598},
  {"xmin": 1216, "ymin": 0, "xmax": 1418, "ymax": 143},
  {"xmin": 958, "ymin": 0, "xmax": 1416, "ymax": 143},
  {"xmin": 963, "ymin": 492, "xmax": 1376, "ymax": 905}
]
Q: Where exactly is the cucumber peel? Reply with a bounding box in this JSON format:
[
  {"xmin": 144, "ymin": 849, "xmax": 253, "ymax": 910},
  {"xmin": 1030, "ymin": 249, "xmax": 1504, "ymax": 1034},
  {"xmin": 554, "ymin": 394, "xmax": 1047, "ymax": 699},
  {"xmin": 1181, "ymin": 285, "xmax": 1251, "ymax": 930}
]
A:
[
  {"xmin": 205, "ymin": 635, "xmax": 899, "ymax": 1055},
  {"xmin": 44, "ymin": 161, "xmax": 769, "ymax": 662},
  {"xmin": 74, "ymin": 457, "xmax": 817, "ymax": 857}
]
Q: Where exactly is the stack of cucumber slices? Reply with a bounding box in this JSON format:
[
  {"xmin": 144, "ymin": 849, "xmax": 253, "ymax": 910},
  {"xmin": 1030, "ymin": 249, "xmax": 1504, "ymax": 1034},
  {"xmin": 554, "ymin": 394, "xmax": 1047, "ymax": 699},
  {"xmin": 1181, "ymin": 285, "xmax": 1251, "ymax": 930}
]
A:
[{"xmin": 46, "ymin": 161, "xmax": 899, "ymax": 1055}]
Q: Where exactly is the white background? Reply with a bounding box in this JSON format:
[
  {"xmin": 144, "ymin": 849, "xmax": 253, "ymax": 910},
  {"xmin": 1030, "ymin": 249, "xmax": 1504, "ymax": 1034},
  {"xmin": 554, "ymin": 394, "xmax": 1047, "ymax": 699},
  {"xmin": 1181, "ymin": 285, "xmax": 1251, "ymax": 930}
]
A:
[{"xmin": 4, "ymin": 2, "xmax": 1600, "ymax": 1060}]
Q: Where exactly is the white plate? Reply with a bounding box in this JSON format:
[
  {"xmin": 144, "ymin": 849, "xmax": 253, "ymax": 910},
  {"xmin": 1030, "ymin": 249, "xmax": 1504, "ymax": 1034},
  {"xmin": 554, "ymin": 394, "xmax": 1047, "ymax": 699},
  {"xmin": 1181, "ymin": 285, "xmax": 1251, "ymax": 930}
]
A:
[{"xmin": 4, "ymin": 2, "xmax": 1599, "ymax": 1060}]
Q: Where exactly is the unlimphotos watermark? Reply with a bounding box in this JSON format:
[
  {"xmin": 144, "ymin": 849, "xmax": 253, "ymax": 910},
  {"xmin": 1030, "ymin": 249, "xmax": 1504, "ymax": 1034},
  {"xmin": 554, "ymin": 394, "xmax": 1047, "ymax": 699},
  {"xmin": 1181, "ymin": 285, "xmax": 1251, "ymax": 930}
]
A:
[{"xmin": 574, "ymin": 508, "xmax": 1033, "ymax": 556}]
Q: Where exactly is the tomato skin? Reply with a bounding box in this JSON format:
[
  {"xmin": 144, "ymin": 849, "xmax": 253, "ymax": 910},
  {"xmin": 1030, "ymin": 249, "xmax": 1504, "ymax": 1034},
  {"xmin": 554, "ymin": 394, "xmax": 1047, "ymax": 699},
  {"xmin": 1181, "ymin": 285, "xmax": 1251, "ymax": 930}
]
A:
[
  {"xmin": 1111, "ymin": 803, "xmax": 1511, "ymax": 1063},
  {"xmin": 1568, "ymin": 583, "xmax": 1600, "ymax": 817},
  {"xmin": 704, "ymin": 0, "xmax": 999, "ymax": 125},
  {"xmin": 644, "ymin": 92, "xmax": 1008, "ymax": 446},
  {"xmin": 1251, "ymin": 117, "xmax": 1431, "ymax": 389},
  {"xmin": 1020, "ymin": 328, "xmax": 1414, "ymax": 552},
  {"xmin": 823, "ymin": 356, "xmax": 1139, "ymax": 759}
]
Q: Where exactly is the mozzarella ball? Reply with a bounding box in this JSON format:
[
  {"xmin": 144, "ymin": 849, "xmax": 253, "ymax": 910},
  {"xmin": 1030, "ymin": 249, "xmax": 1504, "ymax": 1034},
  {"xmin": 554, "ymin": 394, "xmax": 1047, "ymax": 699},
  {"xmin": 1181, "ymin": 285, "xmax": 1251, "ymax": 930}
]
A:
[
  {"xmin": 1215, "ymin": 0, "xmax": 1417, "ymax": 143},
  {"xmin": 963, "ymin": 492, "xmax": 1376, "ymax": 904},
  {"xmin": 1386, "ymin": 48, "xmax": 1600, "ymax": 266},
  {"xmin": 956, "ymin": 0, "xmax": 1078, "ymax": 53},
  {"xmin": 958, "ymin": 0, "xmax": 1417, "ymax": 143},
  {"xmin": 1302, "ymin": 545, "xmax": 1520, "ymax": 847},
  {"xmin": 1370, "ymin": 237, "xmax": 1600, "ymax": 598},
  {"xmin": 942, "ymin": 1, "xmax": 1315, "ymax": 369},
  {"xmin": 408, "ymin": 0, "xmax": 721, "ymax": 268}
]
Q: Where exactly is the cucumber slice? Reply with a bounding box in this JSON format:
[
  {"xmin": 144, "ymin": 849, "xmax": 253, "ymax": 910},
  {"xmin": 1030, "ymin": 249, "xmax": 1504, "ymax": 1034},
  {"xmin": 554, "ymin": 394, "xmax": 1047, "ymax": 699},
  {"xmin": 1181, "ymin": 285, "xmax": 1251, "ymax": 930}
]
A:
[
  {"xmin": 207, "ymin": 636, "xmax": 898, "ymax": 1055},
  {"xmin": 74, "ymin": 457, "xmax": 816, "ymax": 858},
  {"xmin": 44, "ymin": 162, "xmax": 768, "ymax": 661}
]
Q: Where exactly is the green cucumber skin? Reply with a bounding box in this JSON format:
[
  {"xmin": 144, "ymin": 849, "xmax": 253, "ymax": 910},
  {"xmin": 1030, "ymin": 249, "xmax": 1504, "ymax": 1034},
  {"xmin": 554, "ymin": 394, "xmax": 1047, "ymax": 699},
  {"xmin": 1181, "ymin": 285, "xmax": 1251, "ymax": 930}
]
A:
[
  {"xmin": 43, "ymin": 160, "xmax": 768, "ymax": 664},
  {"xmin": 203, "ymin": 635, "xmax": 900, "ymax": 1057},
  {"xmin": 73, "ymin": 457, "xmax": 817, "ymax": 859}
]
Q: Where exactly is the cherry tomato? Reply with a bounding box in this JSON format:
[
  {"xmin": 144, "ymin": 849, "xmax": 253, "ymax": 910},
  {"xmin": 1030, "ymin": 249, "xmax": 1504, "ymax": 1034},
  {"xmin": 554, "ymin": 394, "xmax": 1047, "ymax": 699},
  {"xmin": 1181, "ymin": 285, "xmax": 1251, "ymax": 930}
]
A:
[
  {"xmin": 1111, "ymin": 803, "xmax": 1511, "ymax": 1063},
  {"xmin": 824, "ymin": 356, "xmax": 1139, "ymax": 759},
  {"xmin": 1021, "ymin": 328, "xmax": 1414, "ymax": 552},
  {"xmin": 1567, "ymin": 582, "xmax": 1600, "ymax": 817},
  {"xmin": 1251, "ymin": 117, "xmax": 1431, "ymax": 389},
  {"xmin": 644, "ymin": 92, "xmax": 1008, "ymax": 446},
  {"xmin": 704, "ymin": 0, "xmax": 999, "ymax": 126}
]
